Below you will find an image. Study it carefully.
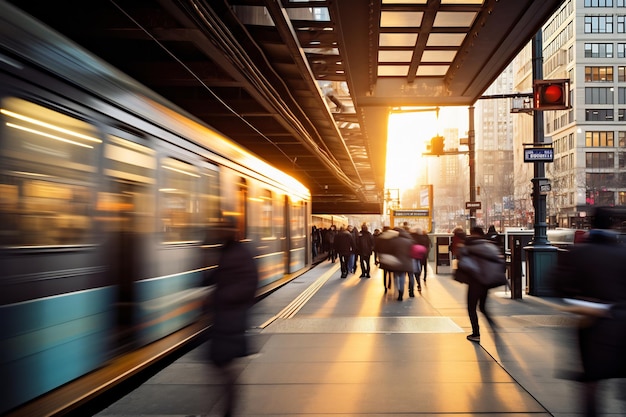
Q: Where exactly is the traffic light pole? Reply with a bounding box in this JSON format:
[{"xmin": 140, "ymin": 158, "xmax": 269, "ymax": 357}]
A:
[
  {"xmin": 468, "ymin": 105, "xmax": 476, "ymax": 229},
  {"xmin": 530, "ymin": 32, "xmax": 549, "ymax": 247},
  {"xmin": 525, "ymin": 30, "xmax": 557, "ymax": 296}
]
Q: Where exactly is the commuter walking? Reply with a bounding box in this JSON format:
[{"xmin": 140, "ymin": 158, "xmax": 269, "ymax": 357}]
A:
[
  {"xmin": 388, "ymin": 226, "xmax": 416, "ymax": 300},
  {"xmin": 375, "ymin": 226, "xmax": 395, "ymax": 292},
  {"xmin": 356, "ymin": 223, "xmax": 374, "ymax": 278},
  {"xmin": 454, "ymin": 226, "xmax": 505, "ymax": 342},
  {"xmin": 204, "ymin": 218, "xmax": 259, "ymax": 417},
  {"xmin": 347, "ymin": 225, "xmax": 358, "ymax": 274},
  {"xmin": 450, "ymin": 226, "xmax": 466, "ymax": 261},
  {"xmin": 552, "ymin": 207, "xmax": 626, "ymax": 417},
  {"xmin": 412, "ymin": 227, "xmax": 431, "ymax": 284},
  {"xmin": 372, "ymin": 228, "xmax": 381, "ymax": 265},
  {"xmin": 333, "ymin": 226, "xmax": 355, "ymax": 278},
  {"xmin": 325, "ymin": 224, "xmax": 338, "ymax": 262}
]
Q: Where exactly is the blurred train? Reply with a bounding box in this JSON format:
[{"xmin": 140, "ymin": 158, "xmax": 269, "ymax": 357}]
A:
[
  {"xmin": 311, "ymin": 214, "xmax": 349, "ymax": 230},
  {"xmin": 0, "ymin": 2, "xmax": 311, "ymax": 413}
]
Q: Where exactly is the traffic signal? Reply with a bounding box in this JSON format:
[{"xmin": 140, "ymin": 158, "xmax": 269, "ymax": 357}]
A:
[
  {"xmin": 533, "ymin": 79, "xmax": 569, "ymax": 110},
  {"xmin": 430, "ymin": 135, "xmax": 444, "ymax": 156}
]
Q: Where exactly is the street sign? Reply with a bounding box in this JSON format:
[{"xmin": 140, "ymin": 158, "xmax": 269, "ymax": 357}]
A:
[
  {"xmin": 393, "ymin": 209, "xmax": 429, "ymax": 217},
  {"xmin": 540, "ymin": 184, "xmax": 551, "ymax": 192},
  {"xmin": 465, "ymin": 201, "xmax": 481, "ymax": 209},
  {"xmin": 524, "ymin": 148, "xmax": 554, "ymax": 162}
]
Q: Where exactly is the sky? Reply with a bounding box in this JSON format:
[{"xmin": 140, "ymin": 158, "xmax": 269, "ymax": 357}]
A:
[{"xmin": 385, "ymin": 106, "xmax": 470, "ymax": 192}]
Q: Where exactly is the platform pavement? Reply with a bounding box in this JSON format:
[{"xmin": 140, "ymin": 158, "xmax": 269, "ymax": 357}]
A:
[{"xmin": 96, "ymin": 257, "xmax": 626, "ymax": 417}]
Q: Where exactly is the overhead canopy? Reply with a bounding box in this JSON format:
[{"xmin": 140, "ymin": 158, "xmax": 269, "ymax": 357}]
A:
[{"xmin": 10, "ymin": 0, "xmax": 565, "ymax": 214}]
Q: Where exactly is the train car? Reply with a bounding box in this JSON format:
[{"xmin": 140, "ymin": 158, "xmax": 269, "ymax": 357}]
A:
[
  {"xmin": 312, "ymin": 214, "xmax": 349, "ymax": 230},
  {"xmin": 0, "ymin": 2, "xmax": 311, "ymax": 413}
]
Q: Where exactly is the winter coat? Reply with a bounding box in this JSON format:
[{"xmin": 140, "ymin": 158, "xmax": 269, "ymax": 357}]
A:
[
  {"xmin": 356, "ymin": 230, "xmax": 375, "ymax": 256},
  {"xmin": 333, "ymin": 229, "xmax": 355, "ymax": 256},
  {"xmin": 205, "ymin": 240, "xmax": 259, "ymax": 366},
  {"xmin": 552, "ymin": 229, "xmax": 626, "ymax": 380},
  {"xmin": 375, "ymin": 229, "xmax": 398, "ymax": 270},
  {"xmin": 454, "ymin": 237, "xmax": 505, "ymax": 288},
  {"xmin": 387, "ymin": 227, "xmax": 415, "ymax": 273}
]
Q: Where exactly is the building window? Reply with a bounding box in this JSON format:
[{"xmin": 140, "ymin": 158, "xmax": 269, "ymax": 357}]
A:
[
  {"xmin": 585, "ymin": 15, "xmax": 614, "ymax": 33},
  {"xmin": 585, "ymin": 87, "xmax": 614, "ymax": 104},
  {"xmin": 619, "ymin": 66, "xmax": 626, "ymax": 81},
  {"xmin": 620, "ymin": 131, "xmax": 626, "ymax": 147},
  {"xmin": 619, "ymin": 44, "xmax": 626, "ymax": 58},
  {"xmin": 586, "ymin": 131, "xmax": 615, "ymax": 147},
  {"xmin": 586, "ymin": 109, "xmax": 614, "ymax": 120},
  {"xmin": 619, "ymin": 109, "xmax": 626, "ymax": 120},
  {"xmin": 586, "ymin": 0, "xmax": 613, "ymax": 6},
  {"xmin": 619, "ymin": 151, "xmax": 626, "ymax": 168},
  {"xmin": 620, "ymin": 0, "xmax": 626, "ymax": 6},
  {"xmin": 585, "ymin": 66, "xmax": 614, "ymax": 81},
  {"xmin": 586, "ymin": 152, "xmax": 615, "ymax": 168},
  {"xmin": 586, "ymin": 188, "xmax": 615, "ymax": 206},
  {"xmin": 619, "ymin": 15, "xmax": 626, "ymax": 33},
  {"xmin": 585, "ymin": 43, "xmax": 614, "ymax": 58}
]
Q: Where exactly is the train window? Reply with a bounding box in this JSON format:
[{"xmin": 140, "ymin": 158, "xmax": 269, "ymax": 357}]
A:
[
  {"xmin": 260, "ymin": 189, "xmax": 273, "ymax": 238},
  {"xmin": 200, "ymin": 167, "xmax": 220, "ymax": 226},
  {"xmin": 274, "ymin": 193, "xmax": 285, "ymax": 239},
  {"xmin": 0, "ymin": 98, "xmax": 100, "ymax": 246},
  {"xmin": 101, "ymin": 135, "xmax": 155, "ymax": 234},
  {"xmin": 290, "ymin": 198, "xmax": 306, "ymax": 238},
  {"xmin": 160, "ymin": 158, "xmax": 200, "ymax": 243}
]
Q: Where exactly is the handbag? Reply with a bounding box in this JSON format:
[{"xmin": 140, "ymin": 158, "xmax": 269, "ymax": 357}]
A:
[
  {"xmin": 411, "ymin": 244, "xmax": 427, "ymax": 259},
  {"xmin": 378, "ymin": 253, "xmax": 402, "ymax": 270}
]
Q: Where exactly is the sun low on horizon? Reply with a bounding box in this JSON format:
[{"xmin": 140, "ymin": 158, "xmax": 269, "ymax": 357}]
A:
[{"xmin": 385, "ymin": 107, "xmax": 469, "ymax": 193}]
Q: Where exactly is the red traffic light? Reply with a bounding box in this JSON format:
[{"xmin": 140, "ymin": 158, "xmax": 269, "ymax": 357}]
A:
[{"xmin": 533, "ymin": 79, "xmax": 569, "ymax": 110}]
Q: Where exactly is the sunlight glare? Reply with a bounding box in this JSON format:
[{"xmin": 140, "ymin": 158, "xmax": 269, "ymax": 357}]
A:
[
  {"xmin": 386, "ymin": 111, "xmax": 437, "ymax": 192},
  {"xmin": 386, "ymin": 107, "xmax": 468, "ymax": 194}
]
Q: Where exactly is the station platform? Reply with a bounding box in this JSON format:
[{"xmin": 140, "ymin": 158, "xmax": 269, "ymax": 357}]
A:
[{"xmin": 95, "ymin": 258, "xmax": 626, "ymax": 417}]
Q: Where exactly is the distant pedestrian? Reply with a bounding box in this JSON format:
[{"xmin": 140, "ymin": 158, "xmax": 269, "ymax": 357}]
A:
[
  {"xmin": 375, "ymin": 226, "xmax": 396, "ymax": 293},
  {"xmin": 412, "ymin": 227, "xmax": 431, "ymax": 283},
  {"xmin": 334, "ymin": 226, "xmax": 355, "ymax": 278},
  {"xmin": 450, "ymin": 226, "xmax": 466, "ymax": 259},
  {"xmin": 355, "ymin": 224, "xmax": 373, "ymax": 278},
  {"xmin": 325, "ymin": 225, "xmax": 338, "ymax": 262},
  {"xmin": 204, "ymin": 217, "xmax": 259, "ymax": 417},
  {"xmin": 552, "ymin": 207, "xmax": 626, "ymax": 417},
  {"xmin": 347, "ymin": 225, "xmax": 358, "ymax": 273},
  {"xmin": 372, "ymin": 228, "xmax": 381, "ymax": 265},
  {"xmin": 454, "ymin": 226, "xmax": 505, "ymax": 342},
  {"xmin": 388, "ymin": 226, "xmax": 416, "ymax": 300}
]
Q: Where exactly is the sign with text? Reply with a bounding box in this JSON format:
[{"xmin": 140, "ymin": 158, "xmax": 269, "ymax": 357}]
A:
[
  {"xmin": 465, "ymin": 201, "xmax": 481, "ymax": 209},
  {"xmin": 524, "ymin": 148, "xmax": 554, "ymax": 162},
  {"xmin": 393, "ymin": 209, "xmax": 429, "ymax": 217}
]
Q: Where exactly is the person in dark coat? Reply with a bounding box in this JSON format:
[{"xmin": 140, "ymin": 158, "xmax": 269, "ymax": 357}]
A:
[
  {"xmin": 552, "ymin": 207, "xmax": 626, "ymax": 416},
  {"xmin": 333, "ymin": 226, "xmax": 355, "ymax": 278},
  {"xmin": 450, "ymin": 226, "xmax": 466, "ymax": 259},
  {"xmin": 456, "ymin": 226, "xmax": 501, "ymax": 342},
  {"xmin": 356, "ymin": 223, "xmax": 375, "ymax": 278},
  {"xmin": 205, "ymin": 218, "xmax": 259, "ymax": 417},
  {"xmin": 388, "ymin": 227, "xmax": 416, "ymax": 301},
  {"xmin": 375, "ymin": 226, "xmax": 395, "ymax": 292},
  {"xmin": 325, "ymin": 224, "xmax": 338, "ymax": 262},
  {"xmin": 412, "ymin": 227, "xmax": 432, "ymax": 284}
]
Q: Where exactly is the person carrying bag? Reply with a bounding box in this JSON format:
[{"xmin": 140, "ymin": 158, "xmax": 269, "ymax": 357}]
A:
[{"xmin": 453, "ymin": 226, "xmax": 506, "ymax": 343}]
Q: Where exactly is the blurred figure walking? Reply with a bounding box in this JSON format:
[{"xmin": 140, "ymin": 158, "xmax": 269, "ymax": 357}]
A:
[
  {"xmin": 334, "ymin": 226, "xmax": 355, "ymax": 278},
  {"xmin": 553, "ymin": 207, "xmax": 626, "ymax": 417},
  {"xmin": 356, "ymin": 223, "xmax": 374, "ymax": 278},
  {"xmin": 204, "ymin": 218, "xmax": 259, "ymax": 417},
  {"xmin": 454, "ymin": 226, "xmax": 504, "ymax": 342}
]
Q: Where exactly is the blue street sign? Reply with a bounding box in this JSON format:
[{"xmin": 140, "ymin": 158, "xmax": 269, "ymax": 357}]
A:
[{"xmin": 524, "ymin": 148, "xmax": 554, "ymax": 162}]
